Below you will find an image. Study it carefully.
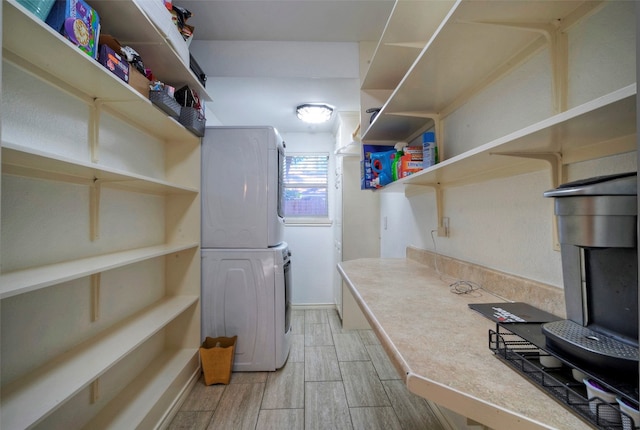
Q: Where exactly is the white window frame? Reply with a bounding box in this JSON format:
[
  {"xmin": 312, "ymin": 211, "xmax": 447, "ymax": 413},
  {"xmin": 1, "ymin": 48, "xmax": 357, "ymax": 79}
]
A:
[{"xmin": 282, "ymin": 152, "xmax": 331, "ymax": 225}]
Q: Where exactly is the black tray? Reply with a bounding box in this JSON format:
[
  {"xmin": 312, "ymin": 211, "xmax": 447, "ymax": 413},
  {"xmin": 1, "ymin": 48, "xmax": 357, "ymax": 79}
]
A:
[{"xmin": 490, "ymin": 324, "xmax": 639, "ymax": 430}]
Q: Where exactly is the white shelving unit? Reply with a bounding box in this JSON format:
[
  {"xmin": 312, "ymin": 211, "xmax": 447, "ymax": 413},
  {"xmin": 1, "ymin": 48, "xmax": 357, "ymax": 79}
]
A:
[
  {"xmin": 359, "ymin": 0, "xmax": 457, "ymax": 140},
  {"xmin": 355, "ymin": 1, "xmax": 636, "ymax": 426},
  {"xmin": 1, "ymin": 0, "xmax": 203, "ymax": 428},
  {"xmin": 2, "ymin": 143, "xmax": 198, "ymax": 196},
  {"xmin": 360, "ymin": 0, "xmax": 456, "ymax": 92},
  {"xmin": 0, "ymin": 241, "xmax": 198, "ymax": 299},
  {"xmin": 398, "ymin": 84, "xmax": 636, "ymax": 190},
  {"xmin": 1, "ymin": 296, "xmax": 197, "ymax": 430},
  {"xmin": 361, "ymin": 0, "xmax": 636, "ymax": 193}
]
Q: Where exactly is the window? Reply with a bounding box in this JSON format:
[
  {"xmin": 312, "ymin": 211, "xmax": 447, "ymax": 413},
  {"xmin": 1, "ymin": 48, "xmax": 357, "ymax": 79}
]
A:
[{"xmin": 282, "ymin": 154, "xmax": 329, "ymax": 219}]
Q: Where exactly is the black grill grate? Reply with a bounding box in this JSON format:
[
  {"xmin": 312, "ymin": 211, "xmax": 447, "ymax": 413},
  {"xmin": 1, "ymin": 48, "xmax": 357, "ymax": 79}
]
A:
[{"xmin": 489, "ymin": 325, "xmax": 638, "ymax": 430}]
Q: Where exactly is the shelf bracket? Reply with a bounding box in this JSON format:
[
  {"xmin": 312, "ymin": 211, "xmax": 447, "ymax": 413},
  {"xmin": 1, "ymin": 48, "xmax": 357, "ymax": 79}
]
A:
[
  {"xmin": 91, "ymin": 273, "xmax": 101, "ymax": 322},
  {"xmin": 491, "ymin": 151, "xmax": 563, "ymax": 189},
  {"xmin": 404, "ymin": 183, "xmax": 448, "ymax": 238},
  {"xmin": 91, "ymin": 378, "xmax": 100, "ymax": 404},
  {"xmin": 459, "ymin": 20, "xmax": 568, "ymax": 114},
  {"xmin": 386, "ymin": 112, "xmax": 443, "ymax": 160},
  {"xmin": 490, "ymin": 151, "xmax": 563, "ymax": 250},
  {"xmin": 90, "ymin": 98, "xmax": 103, "ymax": 163},
  {"xmin": 462, "ymin": 1, "xmax": 606, "ymax": 116},
  {"xmin": 89, "ymin": 178, "xmax": 102, "ymax": 241}
]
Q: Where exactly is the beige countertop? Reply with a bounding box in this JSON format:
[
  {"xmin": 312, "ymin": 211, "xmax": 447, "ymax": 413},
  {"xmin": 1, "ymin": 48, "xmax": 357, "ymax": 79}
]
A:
[{"xmin": 338, "ymin": 257, "xmax": 589, "ymax": 430}]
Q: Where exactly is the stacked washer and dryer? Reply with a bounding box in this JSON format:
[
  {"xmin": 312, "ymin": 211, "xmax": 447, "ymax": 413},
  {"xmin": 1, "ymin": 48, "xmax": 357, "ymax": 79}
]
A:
[{"xmin": 200, "ymin": 126, "xmax": 292, "ymax": 371}]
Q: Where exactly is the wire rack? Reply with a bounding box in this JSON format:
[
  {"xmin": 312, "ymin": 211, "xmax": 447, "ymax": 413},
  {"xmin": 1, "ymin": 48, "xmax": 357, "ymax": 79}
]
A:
[{"xmin": 489, "ymin": 325, "xmax": 638, "ymax": 430}]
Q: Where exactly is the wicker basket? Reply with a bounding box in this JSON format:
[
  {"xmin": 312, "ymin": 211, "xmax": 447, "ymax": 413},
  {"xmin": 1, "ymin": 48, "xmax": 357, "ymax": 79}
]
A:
[
  {"xmin": 200, "ymin": 336, "xmax": 237, "ymax": 385},
  {"xmin": 149, "ymin": 90, "xmax": 181, "ymax": 118}
]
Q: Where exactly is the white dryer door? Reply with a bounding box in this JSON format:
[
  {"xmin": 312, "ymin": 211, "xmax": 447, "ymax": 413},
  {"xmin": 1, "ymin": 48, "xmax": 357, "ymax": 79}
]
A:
[{"xmin": 201, "ymin": 250, "xmax": 276, "ymax": 371}]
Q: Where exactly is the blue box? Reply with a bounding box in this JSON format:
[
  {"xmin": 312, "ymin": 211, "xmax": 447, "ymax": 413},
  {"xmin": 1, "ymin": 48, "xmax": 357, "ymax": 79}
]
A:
[
  {"xmin": 46, "ymin": 0, "xmax": 100, "ymax": 59},
  {"xmin": 361, "ymin": 144, "xmax": 396, "ymax": 190}
]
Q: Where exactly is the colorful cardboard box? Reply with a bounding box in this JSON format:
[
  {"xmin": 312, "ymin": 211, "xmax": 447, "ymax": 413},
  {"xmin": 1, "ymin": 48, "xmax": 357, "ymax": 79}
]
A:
[
  {"xmin": 361, "ymin": 144, "xmax": 396, "ymax": 190},
  {"xmin": 46, "ymin": 0, "xmax": 100, "ymax": 59},
  {"xmin": 98, "ymin": 44, "xmax": 129, "ymax": 83},
  {"xmin": 400, "ymin": 154, "xmax": 423, "ymax": 178},
  {"xmin": 403, "ymin": 146, "xmax": 423, "ymax": 161}
]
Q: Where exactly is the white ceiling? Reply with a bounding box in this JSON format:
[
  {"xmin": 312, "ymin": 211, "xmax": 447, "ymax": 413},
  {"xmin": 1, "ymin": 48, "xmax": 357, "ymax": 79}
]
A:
[{"xmin": 177, "ymin": 0, "xmax": 395, "ymax": 133}]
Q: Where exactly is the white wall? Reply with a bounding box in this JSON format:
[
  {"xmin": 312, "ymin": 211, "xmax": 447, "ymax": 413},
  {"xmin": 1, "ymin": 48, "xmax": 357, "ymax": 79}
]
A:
[
  {"xmin": 281, "ymin": 132, "xmax": 337, "ymax": 305},
  {"xmin": 380, "ymin": 153, "xmax": 636, "ymax": 286},
  {"xmin": 380, "ymin": 1, "xmax": 637, "ymax": 289}
]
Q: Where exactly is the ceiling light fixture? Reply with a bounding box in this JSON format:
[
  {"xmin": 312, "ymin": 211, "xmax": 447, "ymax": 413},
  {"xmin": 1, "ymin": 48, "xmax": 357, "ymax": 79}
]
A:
[{"xmin": 296, "ymin": 103, "xmax": 334, "ymax": 124}]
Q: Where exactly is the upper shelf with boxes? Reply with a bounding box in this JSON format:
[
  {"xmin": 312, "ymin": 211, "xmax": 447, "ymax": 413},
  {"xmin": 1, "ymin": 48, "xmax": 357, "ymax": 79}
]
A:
[
  {"xmin": 8, "ymin": 0, "xmax": 208, "ymax": 137},
  {"xmin": 359, "ymin": 1, "xmax": 637, "ymax": 194},
  {"xmin": 361, "ymin": 135, "xmax": 434, "ymax": 190}
]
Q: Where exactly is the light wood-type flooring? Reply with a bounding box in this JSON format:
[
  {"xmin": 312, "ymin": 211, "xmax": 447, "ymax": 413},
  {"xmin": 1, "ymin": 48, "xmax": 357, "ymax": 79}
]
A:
[{"xmin": 169, "ymin": 309, "xmax": 446, "ymax": 430}]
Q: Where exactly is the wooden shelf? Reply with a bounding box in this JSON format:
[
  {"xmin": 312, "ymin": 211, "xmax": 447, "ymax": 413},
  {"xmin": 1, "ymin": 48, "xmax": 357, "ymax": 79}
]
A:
[
  {"xmin": 361, "ymin": 0, "xmax": 456, "ymax": 91},
  {"xmin": 362, "ymin": 0, "xmax": 595, "ymax": 142},
  {"xmin": 3, "ymin": 0, "xmax": 208, "ymax": 142},
  {"xmin": 2, "ymin": 143, "xmax": 199, "ymax": 195},
  {"xmin": 0, "ymin": 295, "xmax": 198, "ymax": 430},
  {"xmin": 1, "ymin": 0, "xmax": 203, "ymax": 427},
  {"xmin": 102, "ymin": 99, "xmax": 200, "ymax": 143},
  {"xmin": 86, "ymin": 348, "xmax": 199, "ymax": 429},
  {"xmin": 0, "ymin": 243, "xmax": 199, "ymax": 299},
  {"xmin": 91, "ymin": 0, "xmax": 209, "ymax": 100},
  {"xmin": 382, "ymin": 84, "xmax": 636, "ymax": 191},
  {"xmin": 3, "ymin": 0, "xmax": 209, "ymax": 102},
  {"xmin": 4, "ymin": 1, "xmax": 132, "ymax": 99}
]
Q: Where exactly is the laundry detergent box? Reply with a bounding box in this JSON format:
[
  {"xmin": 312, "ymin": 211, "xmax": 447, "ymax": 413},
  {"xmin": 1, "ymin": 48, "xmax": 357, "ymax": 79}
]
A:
[
  {"xmin": 361, "ymin": 144, "xmax": 396, "ymax": 190},
  {"xmin": 46, "ymin": 0, "xmax": 100, "ymax": 59},
  {"xmin": 400, "ymin": 154, "xmax": 423, "ymax": 178},
  {"xmin": 403, "ymin": 145, "xmax": 423, "ymax": 161}
]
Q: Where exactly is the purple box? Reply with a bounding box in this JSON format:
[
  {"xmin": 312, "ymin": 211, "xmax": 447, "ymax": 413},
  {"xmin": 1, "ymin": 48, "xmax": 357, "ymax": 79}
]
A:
[
  {"xmin": 98, "ymin": 44, "xmax": 129, "ymax": 83},
  {"xmin": 46, "ymin": 0, "xmax": 100, "ymax": 59}
]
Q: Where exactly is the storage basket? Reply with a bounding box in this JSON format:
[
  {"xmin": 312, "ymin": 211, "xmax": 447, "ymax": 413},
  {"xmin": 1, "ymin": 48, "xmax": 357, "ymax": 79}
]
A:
[
  {"xmin": 179, "ymin": 106, "xmax": 206, "ymax": 137},
  {"xmin": 175, "ymin": 85, "xmax": 205, "ymax": 137},
  {"xmin": 149, "ymin": 90, "xmax": 181, "ymax": 118},
  {"xmin": 200, "ymin": 336, "xmax": 237, "ymax": 385}
]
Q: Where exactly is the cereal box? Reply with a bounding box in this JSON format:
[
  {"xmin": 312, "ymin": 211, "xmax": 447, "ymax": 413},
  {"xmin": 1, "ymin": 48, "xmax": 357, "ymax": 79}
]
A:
[{"xmin": 46, "ymin": 0, "xmax": 100, "ymax": 59}]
